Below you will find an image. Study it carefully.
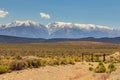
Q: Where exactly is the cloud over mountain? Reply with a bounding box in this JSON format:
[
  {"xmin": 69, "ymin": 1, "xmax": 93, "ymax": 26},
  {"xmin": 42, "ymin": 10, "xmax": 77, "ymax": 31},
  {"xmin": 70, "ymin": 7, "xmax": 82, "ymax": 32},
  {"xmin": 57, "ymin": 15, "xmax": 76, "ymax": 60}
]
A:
[{"xmin": 40, "ymin": 12, "xmax": 50, "ymax": 19}]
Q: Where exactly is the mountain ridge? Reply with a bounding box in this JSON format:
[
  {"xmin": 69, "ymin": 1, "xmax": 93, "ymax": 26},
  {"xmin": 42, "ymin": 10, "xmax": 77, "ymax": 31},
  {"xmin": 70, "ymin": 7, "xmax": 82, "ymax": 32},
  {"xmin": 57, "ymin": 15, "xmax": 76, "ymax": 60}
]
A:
[
  {"xmin": 0, "ymin": 20, "xmax": 120, "ymax": 38},
  {"xmin": 0, "ymin": 35, "xmax": 120, "ymax": 44}
]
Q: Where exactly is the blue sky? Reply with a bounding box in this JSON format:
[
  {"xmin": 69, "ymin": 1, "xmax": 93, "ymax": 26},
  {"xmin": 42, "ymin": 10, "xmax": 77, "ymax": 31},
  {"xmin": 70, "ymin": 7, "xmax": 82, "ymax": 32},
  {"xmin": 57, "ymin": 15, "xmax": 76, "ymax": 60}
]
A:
[{"xmin": 0, "ymin": 0, "xmax": 120, "ymax": 29}]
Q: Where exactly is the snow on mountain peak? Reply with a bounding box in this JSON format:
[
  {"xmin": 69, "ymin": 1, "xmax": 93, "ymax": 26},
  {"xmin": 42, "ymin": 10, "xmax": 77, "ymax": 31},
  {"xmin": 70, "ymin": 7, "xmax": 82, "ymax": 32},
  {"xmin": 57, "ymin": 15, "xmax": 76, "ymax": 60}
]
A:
[
  {"xmin": 47, "ymin": 22, "xmax": 73, "ymax": 28},
  {"xmin": 53, "ymin": 22, "xmax": 73, "ymax": 27},
  {"xmin": 0, "ymin": 20, "xmax": 119, "ymax": 38},
  {"xmin": 47, "ymin": 21, "xmax": 113, "ymax": 31},
  {"xmin": 74, "ymin": 23, "xmax": 113, "ymax": 30},
  {"xmin": 5, "ymin": 20, "xmax": 41, "ymax": 28},
  {"xmin": 1, "ymin": 21, "xmax": 114, "ymax": 31}
]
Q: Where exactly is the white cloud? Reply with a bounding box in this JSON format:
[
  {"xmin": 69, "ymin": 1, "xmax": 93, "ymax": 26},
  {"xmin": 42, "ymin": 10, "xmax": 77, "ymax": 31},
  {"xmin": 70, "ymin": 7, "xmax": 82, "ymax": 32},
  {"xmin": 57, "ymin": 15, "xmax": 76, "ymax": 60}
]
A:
[
  {"xmin": 40, "ymin": 12, "xmax": 50, "ymax": 19},
  {"xmin": 0, "ymin": 10, "xmax": 9, "ymax": 18}
]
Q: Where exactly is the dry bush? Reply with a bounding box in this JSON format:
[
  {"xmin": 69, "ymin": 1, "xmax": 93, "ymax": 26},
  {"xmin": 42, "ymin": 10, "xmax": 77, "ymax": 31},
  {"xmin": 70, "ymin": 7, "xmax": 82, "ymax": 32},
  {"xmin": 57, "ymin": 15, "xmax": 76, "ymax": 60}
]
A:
[{"xmin": 10, "ymin": 60, "xmax": 28, "ymax": 70}]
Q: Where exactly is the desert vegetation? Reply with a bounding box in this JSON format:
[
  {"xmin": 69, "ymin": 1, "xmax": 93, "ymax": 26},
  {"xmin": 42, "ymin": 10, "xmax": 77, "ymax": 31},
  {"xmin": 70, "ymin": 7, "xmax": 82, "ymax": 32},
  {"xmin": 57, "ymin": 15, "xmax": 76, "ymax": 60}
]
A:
[{"xmin": 0, "ymin": 41, "xmax": 120, "ymax": 74}]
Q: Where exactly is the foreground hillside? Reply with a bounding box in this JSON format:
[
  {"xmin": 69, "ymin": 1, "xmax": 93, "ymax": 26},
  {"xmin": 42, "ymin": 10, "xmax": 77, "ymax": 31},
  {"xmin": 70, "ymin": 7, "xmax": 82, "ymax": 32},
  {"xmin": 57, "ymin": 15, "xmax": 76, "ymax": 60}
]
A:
[
  {"xmin": 0, "ymin": 41, "xmax": 120, "ymax": 80},
  {"xmin": 0, "ymin": 62, "xmax": 120, "ymax": 80}
]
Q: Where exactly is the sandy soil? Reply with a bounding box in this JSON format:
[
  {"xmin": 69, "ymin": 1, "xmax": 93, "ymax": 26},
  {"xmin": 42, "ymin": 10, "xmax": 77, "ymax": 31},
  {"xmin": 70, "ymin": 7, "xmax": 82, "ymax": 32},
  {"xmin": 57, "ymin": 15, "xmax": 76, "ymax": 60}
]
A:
[{"xmin": 0, "ymin": 62, "xmax": 120, "ymax": 80}]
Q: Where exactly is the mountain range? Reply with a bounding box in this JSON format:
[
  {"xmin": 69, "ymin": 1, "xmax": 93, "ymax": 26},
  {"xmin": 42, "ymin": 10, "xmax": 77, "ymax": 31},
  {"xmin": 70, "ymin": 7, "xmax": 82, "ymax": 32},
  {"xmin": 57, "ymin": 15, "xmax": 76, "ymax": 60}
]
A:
[
  {"xmin": 0, "ymin": 35, "xmax": 120, "ymax": 44},
  {"xmin": 0, "ymin": 20, "xmax": 120, "ymax": 38}
]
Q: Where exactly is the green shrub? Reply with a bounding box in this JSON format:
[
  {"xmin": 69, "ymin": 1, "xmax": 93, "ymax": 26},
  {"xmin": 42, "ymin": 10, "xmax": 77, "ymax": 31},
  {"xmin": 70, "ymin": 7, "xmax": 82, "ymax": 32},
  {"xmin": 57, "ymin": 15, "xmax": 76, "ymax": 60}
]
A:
[
  {"xmin": 89, "ymin": 67, "xmax": 94, "ymax": 71},
  {"xmin": 40, "ymin": 59, "xmax": 47, "ymax": 66},
  {"xmin": 108, "ymin": 62, "xmax": 116, "ymax": 73},
  {"xmin": 0, "ymin": 65, "xmax": 10, "ymax": 74},
  {"xmin": 88, "ymin": 63, "xmax": 94, "ymax": 66},
  {"xmin": 60, "ymin": 57, "xmax": 75, "ymax": 65},
  {"xmin": 95, "ymin": 62, "xmax": 106, "ymax": 73},
  {"xmin": 53, "ymin": 59, "xmax": 60, "ymax": 65},
  {"xmin": 15, "ymin": 55, "xmax": 22, "ymax": 60},
  {"xmin": 26, "ymin": 59, "xmax": 41, "ymax": 68},
  {"xmin": 73, "ymin": 56, "xmax": 81, "ymax": 62},
  {"xmin": 47, "ymin": 59, "xmax": 54, "ymax": 66},
  {"xmin": 26, "ymin": 59, "xmax": 33, "ymax": 68},
  {"xmin": 26, "ymin": 59, "xmax": 47, "ymax": 68},
  {"xmin": 31, "ymin": 59, "xmax": 40, "ymax": 68},
  {"xmin": 94, "ymin": 56, "xmax": 100, "ymax": 62},
  {"xmin": 10, "ymin": 61, "xmax": 28, "ymax": 70},
  {"xmin": 60, "ymin": 58, "xmax": 68, "ymax": 65},
  {"xmin": 48, "ymin": 59, "xmax": 60, "ymax": 66},
  {"xmin": 84, "ymin": 56, "xmax": 91, "ymax": 62},
  {"xmin": 69, "ymin": 59, "xmax": 75, "ymax": 65},
  {"xmin": 112, "ymin": 60, "xmax": 118, "ymax": 63}
]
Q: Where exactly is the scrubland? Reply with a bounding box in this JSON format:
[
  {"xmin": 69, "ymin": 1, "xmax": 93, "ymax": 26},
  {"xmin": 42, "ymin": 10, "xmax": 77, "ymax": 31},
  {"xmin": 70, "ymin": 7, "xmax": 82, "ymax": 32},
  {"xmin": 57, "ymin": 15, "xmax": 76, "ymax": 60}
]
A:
[{"xmin": 0, "ymin": 41, "xmax": 120, "ymax": 80}]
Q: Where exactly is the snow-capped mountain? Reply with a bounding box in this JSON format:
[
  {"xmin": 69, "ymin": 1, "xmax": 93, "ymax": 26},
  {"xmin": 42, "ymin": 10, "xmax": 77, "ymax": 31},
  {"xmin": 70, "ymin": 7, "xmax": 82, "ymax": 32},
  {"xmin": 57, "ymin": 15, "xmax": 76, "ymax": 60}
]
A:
[
  {"xmin": 0, "ymin": 20, "xmax": 119, "ymax": 38},
  {"xmin": 47, "ymin": 22, "xmax": 118, "ymax": 38},
  {"xmin": 0, "ymin": 20, "xmax": 48, "ymax": 38},
  {"xmin": 5, "ymin": 20, "xmax": 40, "ymax": 28}
]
